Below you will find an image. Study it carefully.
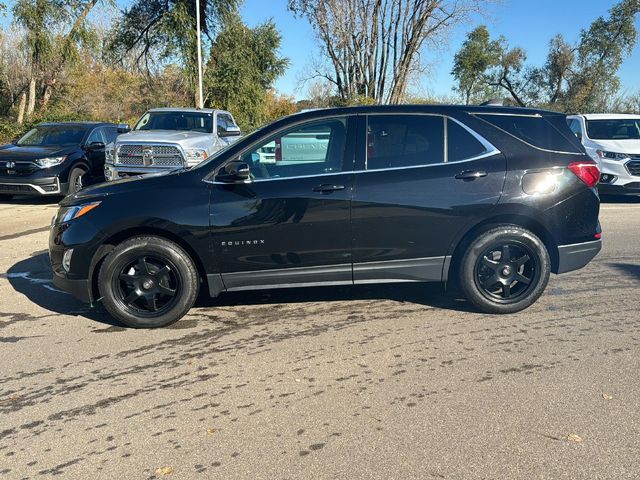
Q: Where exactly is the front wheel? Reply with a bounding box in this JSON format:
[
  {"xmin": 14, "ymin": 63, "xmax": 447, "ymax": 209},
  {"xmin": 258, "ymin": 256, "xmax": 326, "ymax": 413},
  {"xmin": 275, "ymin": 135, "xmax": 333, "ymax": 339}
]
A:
[
  {"xmin": 458, "ymin": 226, "xmax": 550, "ymax": 314},
  {"xmin": 67, "ymin": 167, "xmax": 87, "ymax": 195},
  {"xmin": 98, "ymin": 236, "xmax": 200, "ymax": 328}
]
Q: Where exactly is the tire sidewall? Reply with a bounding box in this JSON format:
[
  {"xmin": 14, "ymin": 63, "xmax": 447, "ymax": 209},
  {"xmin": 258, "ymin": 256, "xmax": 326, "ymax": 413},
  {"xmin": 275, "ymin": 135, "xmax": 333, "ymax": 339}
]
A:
[
  {"xmin": 459, "ymin": 226, "xmax": 551, "ymax": 314},
  {"xmin": 67, "ymin": 167, "xmax": 86, "ymax": 195},
  {"xmin": 98, "ymin": 237, "xmax": 199, "ymax": 328}
]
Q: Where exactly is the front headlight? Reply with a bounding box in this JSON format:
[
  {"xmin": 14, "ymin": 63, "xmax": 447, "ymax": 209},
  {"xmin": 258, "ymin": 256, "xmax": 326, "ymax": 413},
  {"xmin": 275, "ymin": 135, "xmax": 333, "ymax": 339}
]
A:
[
  {"xmin": 105, "ymin": 144, "xmax": 115, "ymax": 164},
  {"xmin": 35, "ymin": 156, "xmax": 67, "ymax": 168},
  {"xmin": 184, "ymin": 148, "xmax": 208, "ymax": 164},
  {"xmin": 54, "ymin": 201, "xmax": 101, "ymax": 224},
  {"xmin": 596, "ymin": 150, "xmax": 629, "ymax": 161}
]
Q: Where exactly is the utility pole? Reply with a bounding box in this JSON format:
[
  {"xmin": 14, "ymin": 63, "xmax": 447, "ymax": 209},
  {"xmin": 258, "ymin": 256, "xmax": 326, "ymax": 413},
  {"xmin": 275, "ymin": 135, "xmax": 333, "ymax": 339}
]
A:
[{"xmin": 195, "ymin": 0, "xmax": 204, "ymax": 109}]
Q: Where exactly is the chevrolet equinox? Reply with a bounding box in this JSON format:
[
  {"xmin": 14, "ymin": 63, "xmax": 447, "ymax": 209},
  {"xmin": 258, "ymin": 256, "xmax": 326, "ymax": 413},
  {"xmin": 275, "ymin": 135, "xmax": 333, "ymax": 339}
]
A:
[{"xmin": 49, "ymin": 105, "xmax": 602, "ymax": 328}]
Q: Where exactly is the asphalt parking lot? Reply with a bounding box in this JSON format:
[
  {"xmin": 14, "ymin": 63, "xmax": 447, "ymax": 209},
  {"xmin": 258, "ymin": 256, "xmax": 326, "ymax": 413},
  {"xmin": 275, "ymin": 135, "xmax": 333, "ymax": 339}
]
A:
[{"xmin": 1, "ymin": 196, "xmax": 639, "ymax": 479}]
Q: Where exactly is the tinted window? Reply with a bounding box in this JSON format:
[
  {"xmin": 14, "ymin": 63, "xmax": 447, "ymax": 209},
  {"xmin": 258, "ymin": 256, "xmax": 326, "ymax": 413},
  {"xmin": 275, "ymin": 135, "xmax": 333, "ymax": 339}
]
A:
[
  {"xmin": 104, "ymin": 127, "xmax": 119, "ymax": 144},
  {"xmin": 86, "ymin": 127, "xmax": 106, "ymax": 144},
  {"xmin": 134, "ymin": 111, "xmax": 213, "ymax": 133},
  {"xmin": 447, "ymin": 119, "xmax": 487, "ymax": 161},
  {"xmin": 476, "ymin": 114, "xmax": 580, "ymax": 153},
  {"xmin": 367, "ymin": 115, "xmax": 444, "ymax": 170},
  {"xmin": 241, "ymin": 118, "xmax": 347, "ymax": 180},
  {"xmin": 17, "ymin": 125, "xmax": 87, "ymax": 146},
  {"xmin": 586, "ymin": 119, "xmax": 640, "ymax": 140},
  {"xmin": 567, "ymin": 119, "xmax": 582, "ymax": 138}
]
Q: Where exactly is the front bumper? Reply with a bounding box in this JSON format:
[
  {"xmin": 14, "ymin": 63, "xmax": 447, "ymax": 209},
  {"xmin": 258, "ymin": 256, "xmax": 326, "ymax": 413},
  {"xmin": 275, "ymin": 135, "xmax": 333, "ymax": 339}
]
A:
[
  {"xmin": 104, "ymin": 164, "xmax": 180, "ymax": 182},
  {"xmin": 53, "ymin": 274, "xmax": 91, "ymax": 303},
  {"xmin": 556, "ymin": 239, "xmax": 602, "ymax": 274},
  {"xmin": 0, "ymin": 175, "xmax": 62, "ymax": 195}
]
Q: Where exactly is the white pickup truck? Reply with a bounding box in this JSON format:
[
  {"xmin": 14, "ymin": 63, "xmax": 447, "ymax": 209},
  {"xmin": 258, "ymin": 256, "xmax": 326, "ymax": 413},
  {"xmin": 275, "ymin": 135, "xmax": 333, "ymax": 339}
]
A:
[{"xmin": 104, "ymin": 108, "xmax": 241, "ymax": 181}]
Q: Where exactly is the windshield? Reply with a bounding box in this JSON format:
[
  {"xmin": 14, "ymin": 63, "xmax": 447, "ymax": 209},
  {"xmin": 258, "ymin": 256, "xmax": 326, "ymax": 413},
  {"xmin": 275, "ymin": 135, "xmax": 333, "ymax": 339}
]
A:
[
  {"xmin": 17, "ymin": 125, "xmax": 87, "ymax": 146},
  {"xmin": 134, "ymin": 111, "xmax": 213, "ymax": 133},
  {"xmin": 586, "ymin": 119, "xmax": 640, "ymax": 140}
]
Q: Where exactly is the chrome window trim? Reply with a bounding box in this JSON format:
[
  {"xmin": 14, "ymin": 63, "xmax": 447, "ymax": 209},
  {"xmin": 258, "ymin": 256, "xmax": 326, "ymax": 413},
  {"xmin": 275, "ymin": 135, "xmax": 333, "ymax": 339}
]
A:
[
  {"xmin": 471, "ymin": 113, "xmax": 581, "ymax": 155},
  {"xmin": 204, "ymin": 150, "xmax": 501, "ymax": 184},
  {"xmin": 204, "ymin": 112, "xmax": 501, "ymax": 185}
]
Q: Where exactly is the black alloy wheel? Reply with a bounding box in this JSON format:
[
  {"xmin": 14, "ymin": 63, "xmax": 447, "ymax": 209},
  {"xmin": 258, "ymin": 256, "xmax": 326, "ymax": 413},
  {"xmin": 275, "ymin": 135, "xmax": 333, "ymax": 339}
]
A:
[
  {"xmin": 99, "ymin": 236, "xmax": 199, "ymax": 328},
  {"xmin": 474, "ymin": 242, "xmax": 538, "ymax": 303},
  {"xmin": 114, "ymin": 255, "xmax": 181, "ymax": 317},
  {"xmin": 458, "ymin": 226, "xmax": 551, "ymax": 314}
]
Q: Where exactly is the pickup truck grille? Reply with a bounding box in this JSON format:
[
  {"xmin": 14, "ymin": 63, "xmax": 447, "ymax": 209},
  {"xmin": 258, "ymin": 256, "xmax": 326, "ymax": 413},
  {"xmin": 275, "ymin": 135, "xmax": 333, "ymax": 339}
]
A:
[
  {"xmin": 626, "ymin": 159, "xmax": 640, "ymax": 177},
  {"xmin": 115, "ymin": 145, "xmax": 184, "ymax": 167}
]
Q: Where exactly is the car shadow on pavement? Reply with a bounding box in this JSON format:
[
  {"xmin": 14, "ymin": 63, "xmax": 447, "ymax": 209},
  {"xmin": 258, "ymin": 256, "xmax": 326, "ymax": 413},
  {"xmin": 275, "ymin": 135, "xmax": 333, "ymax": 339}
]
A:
[
  {"xmin": 5, "ymin": 252, "xmax": 118, "ymax": 326},
  {"xmin": 7, "ymin": 253, "xmax": 474, "ymax": 327},
  {"xmin": 608, "ymin": 262, "xmax": 640, "ymax": 281},
  {"xmin": 197, "ymin": 281, "xmax": 474, "ymax": 312},
  {"xmin": 600, "ymin": 194, "xmax": 640, "ymax": 204},
  {"xmin": 0, "ymin": 196, "xmax": 61, "ymax": 206}
]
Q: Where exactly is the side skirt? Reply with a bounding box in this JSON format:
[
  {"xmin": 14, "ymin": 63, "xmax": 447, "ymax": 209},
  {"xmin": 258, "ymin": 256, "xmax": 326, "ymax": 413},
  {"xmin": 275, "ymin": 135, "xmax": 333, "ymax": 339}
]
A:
[{"xmin": 207, "ymin": 256, "xmax": 451, "ymax": 297}]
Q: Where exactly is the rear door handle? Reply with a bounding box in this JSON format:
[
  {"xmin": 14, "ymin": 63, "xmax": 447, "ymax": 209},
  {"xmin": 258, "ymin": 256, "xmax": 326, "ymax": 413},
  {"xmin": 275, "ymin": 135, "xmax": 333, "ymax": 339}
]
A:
[
  {"xmin": 313, "ymin": 184, "xmax": 345, "ymax": 193},
  {"xmin": 455, "ymin": 170, "xmax": 488, "ymax": 180}
]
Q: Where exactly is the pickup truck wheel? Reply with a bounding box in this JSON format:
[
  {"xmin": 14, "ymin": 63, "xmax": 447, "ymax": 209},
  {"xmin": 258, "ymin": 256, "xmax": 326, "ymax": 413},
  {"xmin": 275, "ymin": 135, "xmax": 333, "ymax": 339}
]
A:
[
  {"xmin": 458, "ymin": 226, "xmax": 550, "ymax": 314},
  {"xmin": 98, "ymin": 236, "xmax": 199, "ymax": 328},
  {"xmin": 67, "ymin": 167, "xmax": 87, "ymax": 194}
]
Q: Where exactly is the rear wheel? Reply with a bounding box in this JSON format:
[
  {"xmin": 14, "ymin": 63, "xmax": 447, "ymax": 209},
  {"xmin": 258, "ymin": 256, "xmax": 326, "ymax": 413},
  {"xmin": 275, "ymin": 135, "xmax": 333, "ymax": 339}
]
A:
[
  {"xmin": 458, "ymin": 226, "xmax": 550, "ymax": 314},
  {"xmin": 98, "ymin": 236, "xmax": 199, "ymax": 328}
]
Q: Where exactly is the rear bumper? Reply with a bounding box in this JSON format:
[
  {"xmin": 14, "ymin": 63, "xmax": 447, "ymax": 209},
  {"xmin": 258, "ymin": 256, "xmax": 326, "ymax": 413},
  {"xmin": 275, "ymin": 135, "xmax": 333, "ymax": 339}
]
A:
[
  {"xmin": 0, "ymin": 176, "xmax": 62, "ymax": 195},
  {"xmin": 598, "ymin": 182, "xmax": 640, "ymax": 196},
  {"xmin": 556, "ymin": 239, "xmax": 602, "ymax": 274},
  {"xmin": 53, "ymin": 273, "xmax": 91, "ymax": 303}
]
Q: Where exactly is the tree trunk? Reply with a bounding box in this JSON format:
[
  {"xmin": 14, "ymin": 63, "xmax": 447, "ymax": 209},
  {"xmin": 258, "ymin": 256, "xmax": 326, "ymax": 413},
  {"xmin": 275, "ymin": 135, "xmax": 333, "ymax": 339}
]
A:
[
  {"xmin": 17, "ymin": 92, "xmax": 27, "ymax": 125},
  {"xmin": 27, "ymin": 77, "xmax": 36, "ymax": 117},
  {"xmin": 42, "ymin": 79, "xmax": 55, "ymax": 108}
]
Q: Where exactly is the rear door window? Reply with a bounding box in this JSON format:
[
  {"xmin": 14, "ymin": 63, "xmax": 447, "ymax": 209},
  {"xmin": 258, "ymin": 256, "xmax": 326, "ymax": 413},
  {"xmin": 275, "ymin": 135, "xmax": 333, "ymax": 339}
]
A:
[
  {"xmin": 475, "ymin": 113, "xmax": 581, "ymax": 153},
  {"xmin": 366, "ymin": 115, "xmax": 444, "ymax": 170}
]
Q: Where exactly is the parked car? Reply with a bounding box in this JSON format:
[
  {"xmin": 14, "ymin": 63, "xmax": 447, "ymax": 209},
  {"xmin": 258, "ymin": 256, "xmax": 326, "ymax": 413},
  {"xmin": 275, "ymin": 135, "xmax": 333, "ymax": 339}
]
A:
[
  {"xmin": 50, "ymin": 105, "xmax": 602, "ymax": 328},
  {"xmin": 0, "ymin": 122, "xmax": 117, "ymax": 199},
  {"xmin": 566, "ymin": 113, "xmax": 640, "ymax": 195},
  {"xmin": 104, "ymin": 108, "xmax": 241, "ymax": 181}
]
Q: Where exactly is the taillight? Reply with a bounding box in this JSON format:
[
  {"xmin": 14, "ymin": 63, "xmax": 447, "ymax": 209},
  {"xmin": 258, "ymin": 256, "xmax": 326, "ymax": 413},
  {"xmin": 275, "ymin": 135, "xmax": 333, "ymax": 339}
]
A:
[{"xmin": 568, "ymin": 161, "xmax": 600, "ymax": 188}]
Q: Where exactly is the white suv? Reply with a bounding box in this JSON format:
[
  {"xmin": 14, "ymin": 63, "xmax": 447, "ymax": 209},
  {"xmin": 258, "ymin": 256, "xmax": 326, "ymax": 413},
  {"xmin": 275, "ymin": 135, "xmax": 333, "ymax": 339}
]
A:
[{"xmin": 566, "ymin": 113, "xmax": 640, "ymax": 195}]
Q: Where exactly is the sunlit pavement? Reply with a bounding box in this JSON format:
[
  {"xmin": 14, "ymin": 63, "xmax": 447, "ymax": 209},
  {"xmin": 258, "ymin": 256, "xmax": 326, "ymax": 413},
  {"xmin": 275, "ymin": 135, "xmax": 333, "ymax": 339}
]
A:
[{"xmin": 1, "ymin": 196, "xmax": 639, "ymax": 479}]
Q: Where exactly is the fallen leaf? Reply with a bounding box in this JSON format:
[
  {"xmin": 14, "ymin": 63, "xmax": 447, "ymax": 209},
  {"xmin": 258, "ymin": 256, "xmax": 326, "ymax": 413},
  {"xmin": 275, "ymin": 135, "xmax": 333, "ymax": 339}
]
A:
[
  {"xmin": 602, "ymin": 393, "xmax": 613, "ymax": 400},
  {"xmin": 155, "ymin": 466, "xmax": 174, "ymax": 476},
  {"xmin": 206, "ymin": 428, "xmax": 217, "ymax": 435},
  {"xmin": 295, "ymin": 378, "xmax": 301, "ymax": 383},
  {"xmin": 567, "ymin": 434, "xmax": 583, "ymax": 443}
]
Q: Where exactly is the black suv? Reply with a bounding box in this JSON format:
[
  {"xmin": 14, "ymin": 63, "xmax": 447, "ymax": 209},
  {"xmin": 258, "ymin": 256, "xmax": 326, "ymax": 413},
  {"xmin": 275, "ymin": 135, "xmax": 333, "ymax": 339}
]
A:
[
  {"xmin": 0, "ymin": 122, "xmax": 118, "ymax": 199},
  {"xmin": 49, "ymin": 105, "xmax": 602, "ymax": 328}
]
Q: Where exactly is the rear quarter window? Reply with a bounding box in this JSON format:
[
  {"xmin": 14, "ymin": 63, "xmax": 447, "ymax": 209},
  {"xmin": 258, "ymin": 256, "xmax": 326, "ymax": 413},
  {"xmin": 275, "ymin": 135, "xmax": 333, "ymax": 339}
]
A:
[{"xmin": 474, "ymin": 113, "xmax": 581, "ymax": 153}]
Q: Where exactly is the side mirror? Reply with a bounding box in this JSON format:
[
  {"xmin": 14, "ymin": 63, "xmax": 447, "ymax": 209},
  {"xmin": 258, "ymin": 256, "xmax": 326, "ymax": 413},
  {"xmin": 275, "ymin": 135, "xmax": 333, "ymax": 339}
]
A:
[
  {"xmin": 117, "ymin": 123, "xmax": 131, "ymax": 134},
  {"xmin": 219, "ymin": 125, "xmax": 241, "ymax": 138},
  {"xmin": 216, "ymin": 160, "xmax": 251, "ymax": 182},
  {"xmin": 86, "ymin": 141, "xmax": 105, "ymax": 151}
]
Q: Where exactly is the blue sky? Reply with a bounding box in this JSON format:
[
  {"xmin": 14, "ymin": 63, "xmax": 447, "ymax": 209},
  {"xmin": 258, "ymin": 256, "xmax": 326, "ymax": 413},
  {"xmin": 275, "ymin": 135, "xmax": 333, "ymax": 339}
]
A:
[
  {"xmin": 240, "ymin": 0, "xmax": 640, "ymax": 99},
  {"xmin": 3, "ymin": 0, "xmax": 639, "ymax": 100}
]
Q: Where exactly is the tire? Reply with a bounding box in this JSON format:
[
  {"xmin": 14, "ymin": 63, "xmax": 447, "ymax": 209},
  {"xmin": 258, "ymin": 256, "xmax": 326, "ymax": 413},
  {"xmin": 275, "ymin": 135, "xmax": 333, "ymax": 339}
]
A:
[
  {"xmin": 98, "ymin": 236, "xmax": 199, "ymax": 328},
  {"xmin": 67, "ymin": 166, "xmax": 87, "ymax": 194},
  {"xmin": 458, "ymin": 226, "xmax": 550, "ymax": 314},
  {"xmin": 0, "ymin": 194, "xmax": 13, "ymax": 201}
]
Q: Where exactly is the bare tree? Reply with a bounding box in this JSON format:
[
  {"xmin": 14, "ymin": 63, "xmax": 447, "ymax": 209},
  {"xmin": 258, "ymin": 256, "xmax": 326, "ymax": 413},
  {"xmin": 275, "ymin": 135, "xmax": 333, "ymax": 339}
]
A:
[{"xmin": 289, "ymin": 0, "xmax": 485, "ymax": 104}]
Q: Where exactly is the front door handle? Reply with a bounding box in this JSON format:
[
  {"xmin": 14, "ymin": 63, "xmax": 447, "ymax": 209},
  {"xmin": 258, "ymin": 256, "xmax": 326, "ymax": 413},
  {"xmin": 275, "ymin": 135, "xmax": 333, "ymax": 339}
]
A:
[
  {"xmin": 313, "ymin": 184, "xmax": 345, "ymax": 193},
  {"xmin": 455, "ymin": 170, "xmax": 488, "ymax": 180}
]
